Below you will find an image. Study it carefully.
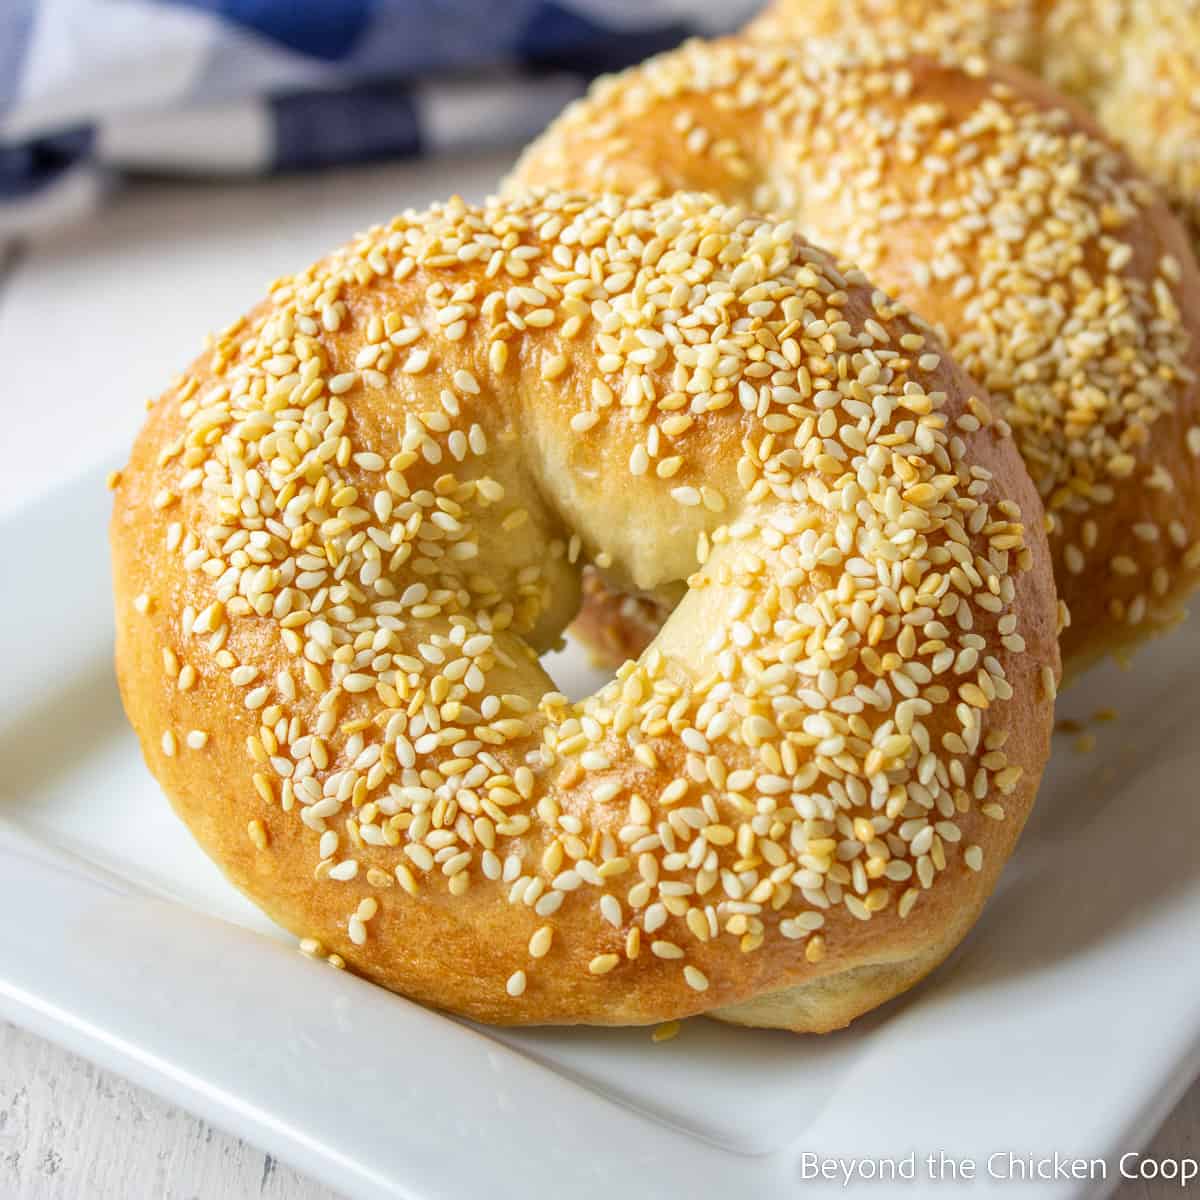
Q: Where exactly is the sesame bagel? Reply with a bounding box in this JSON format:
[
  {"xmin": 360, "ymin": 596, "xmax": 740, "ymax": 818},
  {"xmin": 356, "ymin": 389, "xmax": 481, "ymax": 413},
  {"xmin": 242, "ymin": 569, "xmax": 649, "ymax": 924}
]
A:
[
  {"xmin": 511, "ymin": 40, "xmax": 1200, "ymax": 677},
  {"xmin": 111, "ymin": 191, "xmax": 1058, "ymax": 1031},
  {"xmin": 748, "ymin": 0, "xmax": 1200, "ymax": 253}
]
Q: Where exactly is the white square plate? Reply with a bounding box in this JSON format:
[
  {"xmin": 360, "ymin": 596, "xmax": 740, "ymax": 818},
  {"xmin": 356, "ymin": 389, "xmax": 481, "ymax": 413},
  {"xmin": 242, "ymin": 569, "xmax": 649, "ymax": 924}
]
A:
[{"xmin": 3, "ymin": 459, "xmax": 1200, "ymax": 1200}]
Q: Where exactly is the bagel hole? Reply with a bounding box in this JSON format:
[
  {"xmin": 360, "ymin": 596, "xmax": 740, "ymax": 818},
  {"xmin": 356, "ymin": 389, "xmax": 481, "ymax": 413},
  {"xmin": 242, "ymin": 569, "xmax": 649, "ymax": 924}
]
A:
[{"xmin": 542, "ymin": 566, "xmax": 677, "ymax": 702}]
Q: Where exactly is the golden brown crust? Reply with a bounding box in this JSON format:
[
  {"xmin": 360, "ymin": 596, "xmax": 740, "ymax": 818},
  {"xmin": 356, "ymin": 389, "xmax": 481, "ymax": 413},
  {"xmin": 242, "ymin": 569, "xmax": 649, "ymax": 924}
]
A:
[
  {"xmin": 747, "ymin": 0, "xmax": 1200, "ymax": 253},
  {"xmin": 112, "ymin": 191, "xmax": 1058, "ymax": 1031},
  {"xmin": 511, "ymin": 42, "xmax": 1200, "ymax": 679}
]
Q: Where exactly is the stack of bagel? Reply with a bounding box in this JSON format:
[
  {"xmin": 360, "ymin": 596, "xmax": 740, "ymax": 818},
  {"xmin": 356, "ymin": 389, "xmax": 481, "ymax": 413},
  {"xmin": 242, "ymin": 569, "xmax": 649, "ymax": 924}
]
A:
[{"xmin": 110, "ymin": 2, "xmax": 1200, "ymax": 1033}]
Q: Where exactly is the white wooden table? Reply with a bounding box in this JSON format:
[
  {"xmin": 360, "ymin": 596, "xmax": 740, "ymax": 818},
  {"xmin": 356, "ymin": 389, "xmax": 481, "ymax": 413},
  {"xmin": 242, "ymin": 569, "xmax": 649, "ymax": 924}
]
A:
[{"xmin": 0, "ymin": 159, "xmax": 1195, "ymax": 1200}]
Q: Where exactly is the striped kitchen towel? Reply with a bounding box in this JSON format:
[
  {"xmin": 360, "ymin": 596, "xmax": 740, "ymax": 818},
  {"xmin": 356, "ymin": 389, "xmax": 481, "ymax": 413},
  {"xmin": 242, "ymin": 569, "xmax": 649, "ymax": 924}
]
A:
[{"xmin": 0, "ymin": 0, "xmax": 759, "ymax": 237}]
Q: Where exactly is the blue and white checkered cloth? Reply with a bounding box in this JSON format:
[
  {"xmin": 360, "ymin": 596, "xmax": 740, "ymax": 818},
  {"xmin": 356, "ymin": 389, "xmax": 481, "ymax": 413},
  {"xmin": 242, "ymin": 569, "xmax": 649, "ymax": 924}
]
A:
[{"xmin": 0, "ymin": 0, "xmax": 760, "ymax": 237}]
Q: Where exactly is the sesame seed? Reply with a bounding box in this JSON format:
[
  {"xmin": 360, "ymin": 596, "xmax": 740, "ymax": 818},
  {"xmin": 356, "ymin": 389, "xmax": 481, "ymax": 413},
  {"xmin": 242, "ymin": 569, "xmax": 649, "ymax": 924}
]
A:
[{"xmin": 541, "ymin": 354, "xmax": 568, "ymax": 381}]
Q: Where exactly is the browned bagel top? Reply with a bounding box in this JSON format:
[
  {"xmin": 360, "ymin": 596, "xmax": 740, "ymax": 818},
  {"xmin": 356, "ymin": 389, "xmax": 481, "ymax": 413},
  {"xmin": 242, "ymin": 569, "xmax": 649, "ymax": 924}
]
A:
[{"xmin": 111, "ymin": 190, "xmax": 1058, "ymax": 1025}]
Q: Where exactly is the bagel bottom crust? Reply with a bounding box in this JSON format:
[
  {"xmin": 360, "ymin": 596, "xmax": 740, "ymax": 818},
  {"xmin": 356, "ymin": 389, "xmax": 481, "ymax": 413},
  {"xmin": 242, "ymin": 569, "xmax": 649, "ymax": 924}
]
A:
[
  {"xmin": 711, "ymin": 954, "xmax": 942, "ymax": 1033},
  {"xmin": 709, "ymin": 882, "xmax": 985, "ymax": 1032}
]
